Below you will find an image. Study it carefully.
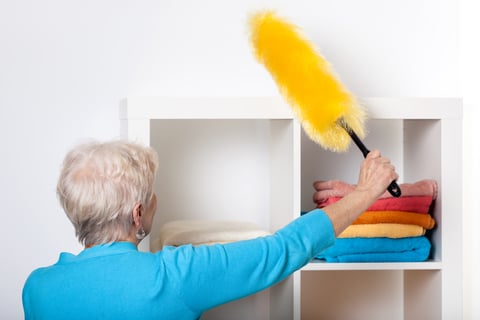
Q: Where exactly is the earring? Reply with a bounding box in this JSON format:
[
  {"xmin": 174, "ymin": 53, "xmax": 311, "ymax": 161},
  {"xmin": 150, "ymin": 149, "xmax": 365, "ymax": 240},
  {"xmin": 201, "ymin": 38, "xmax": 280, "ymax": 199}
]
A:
[{"xmin": 136, "ymin": 227, "xmax": 146, "ymax": 240}]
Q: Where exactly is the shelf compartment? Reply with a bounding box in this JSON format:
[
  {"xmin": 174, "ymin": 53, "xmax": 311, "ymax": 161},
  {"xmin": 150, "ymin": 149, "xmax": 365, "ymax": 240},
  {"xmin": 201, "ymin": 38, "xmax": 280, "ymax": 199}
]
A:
[
  {"xmin": 301, "ymin": 269, "xmax": 441, "ymax": 320},
  {"xmin": 301, "ymin": 117, "xmax": 450, "ymax": 264},
  {"xmin": 148, "ymin": 118, "xmax": 298, "ymax": 238}
]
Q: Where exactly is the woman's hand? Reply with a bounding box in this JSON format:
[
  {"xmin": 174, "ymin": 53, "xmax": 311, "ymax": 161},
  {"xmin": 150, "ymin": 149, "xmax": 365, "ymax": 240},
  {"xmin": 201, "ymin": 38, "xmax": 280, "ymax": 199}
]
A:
[
  {"xmin": 320, "ymin": 150, "xmax": 399, "ymax": 236},
  {"xmin": 355, "ymin": 150, "xmax": 399, "ymax": 199}
]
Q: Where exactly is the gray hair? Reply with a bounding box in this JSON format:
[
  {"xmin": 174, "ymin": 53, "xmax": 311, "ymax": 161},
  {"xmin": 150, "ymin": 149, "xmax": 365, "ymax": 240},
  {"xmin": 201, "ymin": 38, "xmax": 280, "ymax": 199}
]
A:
[{"xmin": 56, "ymin": 140, "xmax": 159, "ymax": 246}]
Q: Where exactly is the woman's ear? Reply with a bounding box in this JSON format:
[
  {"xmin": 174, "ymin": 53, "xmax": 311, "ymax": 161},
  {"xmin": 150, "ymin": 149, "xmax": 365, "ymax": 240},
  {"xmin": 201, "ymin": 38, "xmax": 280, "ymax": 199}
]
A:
[{"xmin": 132, "ymin": 203, "xmax": 143, "ymax": 226}]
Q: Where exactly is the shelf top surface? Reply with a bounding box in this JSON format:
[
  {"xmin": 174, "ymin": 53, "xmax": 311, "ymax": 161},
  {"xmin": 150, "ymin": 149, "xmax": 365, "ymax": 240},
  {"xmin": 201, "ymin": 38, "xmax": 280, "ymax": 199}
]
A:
[
  {"xmin": 120, "ymin": 96, "xmax": 294, "ymax": 119},
  {"xmin": 120, "ymin": 96, "xmax": 462, "ymax": 120}
]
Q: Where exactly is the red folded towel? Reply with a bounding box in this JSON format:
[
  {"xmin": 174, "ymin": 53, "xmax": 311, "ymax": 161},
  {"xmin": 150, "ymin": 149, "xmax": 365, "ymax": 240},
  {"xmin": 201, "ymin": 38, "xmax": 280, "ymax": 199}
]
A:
[{"xmin": 317, "ymin": 196, "xmax": 434, "ymax": 214}]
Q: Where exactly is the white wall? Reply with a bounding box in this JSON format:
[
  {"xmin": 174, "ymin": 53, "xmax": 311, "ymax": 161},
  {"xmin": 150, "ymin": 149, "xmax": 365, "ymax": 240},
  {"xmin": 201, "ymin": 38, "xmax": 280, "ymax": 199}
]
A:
[{"xmin": 0, "ymin": 0, "xmax": 476, "ymax": 318}]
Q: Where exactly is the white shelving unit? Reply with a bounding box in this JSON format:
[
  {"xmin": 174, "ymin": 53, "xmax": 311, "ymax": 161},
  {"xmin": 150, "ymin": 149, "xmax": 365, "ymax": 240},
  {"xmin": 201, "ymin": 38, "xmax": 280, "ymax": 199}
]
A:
[{"xmin": 120, "ymin": 96, "xmax": 462, "ymax": 320}]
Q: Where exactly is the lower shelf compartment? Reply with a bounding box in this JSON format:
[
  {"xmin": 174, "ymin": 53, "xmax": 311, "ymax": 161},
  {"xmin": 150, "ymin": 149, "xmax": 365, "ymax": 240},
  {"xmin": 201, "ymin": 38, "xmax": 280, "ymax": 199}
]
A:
[{"xmin": 300, "ymin": 269, "xmax": 442, "ymax": 320}]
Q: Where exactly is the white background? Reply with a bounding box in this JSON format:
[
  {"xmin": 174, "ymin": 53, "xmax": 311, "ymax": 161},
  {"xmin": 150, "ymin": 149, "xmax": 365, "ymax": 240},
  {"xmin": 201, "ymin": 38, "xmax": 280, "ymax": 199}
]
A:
[{"xmin": 0, "ymin": 0, "xmax": 478, "ymax": 318}]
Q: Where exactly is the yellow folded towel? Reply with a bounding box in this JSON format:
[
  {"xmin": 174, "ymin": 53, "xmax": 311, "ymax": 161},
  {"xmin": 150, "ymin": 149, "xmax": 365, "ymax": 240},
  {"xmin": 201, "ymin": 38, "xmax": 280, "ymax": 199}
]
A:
[
  {"xmin": 338, "ymin": 223, "xmax": 426, "ymax": 239},
  {"xmin": 153, "ymin": 220, "xmax": 271, "ymax": 250}
]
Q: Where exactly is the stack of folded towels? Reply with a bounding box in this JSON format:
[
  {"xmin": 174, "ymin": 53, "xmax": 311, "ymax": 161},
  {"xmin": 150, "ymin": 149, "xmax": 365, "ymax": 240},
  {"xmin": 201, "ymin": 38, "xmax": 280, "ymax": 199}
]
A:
[{"xmin": 312, "ymin": 179, "xmax": 437, "ymax": 263}]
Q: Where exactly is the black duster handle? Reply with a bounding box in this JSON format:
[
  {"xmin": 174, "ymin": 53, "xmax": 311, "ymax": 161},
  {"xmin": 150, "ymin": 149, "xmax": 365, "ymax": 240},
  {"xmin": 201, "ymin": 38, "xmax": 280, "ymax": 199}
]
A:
[{"xmin": 339, "ymin": 120, "xmax": 402, "ymax": 198}]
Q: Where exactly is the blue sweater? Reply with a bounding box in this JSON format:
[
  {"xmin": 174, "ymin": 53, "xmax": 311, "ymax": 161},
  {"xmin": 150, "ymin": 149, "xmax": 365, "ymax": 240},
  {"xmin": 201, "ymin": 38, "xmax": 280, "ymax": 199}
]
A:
[{"xmin": 22, "ymin": 209, "xmax": 334, "ymax": 320}]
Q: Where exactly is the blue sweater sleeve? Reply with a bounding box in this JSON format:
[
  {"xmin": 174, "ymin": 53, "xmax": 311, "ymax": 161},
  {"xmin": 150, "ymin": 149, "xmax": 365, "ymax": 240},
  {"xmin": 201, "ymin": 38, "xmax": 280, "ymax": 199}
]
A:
[{"xmin": 160, "ymin": 209, "xmax": 335, "ymax": 313}]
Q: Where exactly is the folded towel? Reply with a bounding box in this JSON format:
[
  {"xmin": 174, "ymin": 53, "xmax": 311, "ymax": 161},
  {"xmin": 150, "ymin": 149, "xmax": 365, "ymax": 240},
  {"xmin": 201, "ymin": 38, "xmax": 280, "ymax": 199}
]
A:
[
  {"xmin": 338, "ymin": 223, "xmax": 426, "ymax": 238},
  {"xmin": 317, "ymin": 196, "xmax": 434, "ymax": 214},
  {"xmin": 313, "ymin": 179, "xmax": 438, "ymax": 203},
  {"xmin": 316, "ymin": 236, "xmax": 431, "ymax": 262},
  {"xmin": 153, "ymin": 220, "xmax": 271, "ymax": 251},
  {"xmin": 350, "ymin": 211, "xmax": 435, "ymax": 229}
]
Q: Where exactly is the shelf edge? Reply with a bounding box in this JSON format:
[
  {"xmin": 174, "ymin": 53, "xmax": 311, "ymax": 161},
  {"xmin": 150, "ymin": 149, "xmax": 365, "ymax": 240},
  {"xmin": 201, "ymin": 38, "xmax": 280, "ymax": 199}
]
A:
[{"xmin": 301, "ymin": 260, "xmax": 442, "ymax": 271}]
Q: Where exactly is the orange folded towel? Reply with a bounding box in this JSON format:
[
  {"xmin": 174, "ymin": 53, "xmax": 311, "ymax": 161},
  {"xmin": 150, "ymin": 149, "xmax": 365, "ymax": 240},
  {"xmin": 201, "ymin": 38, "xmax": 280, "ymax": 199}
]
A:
[
  {"xmin": 313, "ymin": 179, "xmax": 438, "ymax": 203},
  {"xmin": 338, "ymin": 223, "xmax": 426, "ymax": 239},
  {"xmin": 317, "ymin": 196, "xmax": 434, "ymax": 214},
  {"xmin": 352, "ymin": 211, "xmax": 435, "ymax": 229}
]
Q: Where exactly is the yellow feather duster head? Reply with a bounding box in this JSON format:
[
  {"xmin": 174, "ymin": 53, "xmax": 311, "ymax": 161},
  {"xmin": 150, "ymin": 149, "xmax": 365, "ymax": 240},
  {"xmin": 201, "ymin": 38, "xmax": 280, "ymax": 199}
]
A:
[{"xmin": 249, "ymin": 10, "xmax": 366, "ymax": 152}]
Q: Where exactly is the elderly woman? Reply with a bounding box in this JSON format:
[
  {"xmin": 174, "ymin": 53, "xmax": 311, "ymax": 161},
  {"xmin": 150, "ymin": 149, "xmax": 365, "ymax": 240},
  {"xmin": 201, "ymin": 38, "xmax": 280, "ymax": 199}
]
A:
[{"xmin": 22, "ymin": 140, "xmax": 397, "ymax": 320}]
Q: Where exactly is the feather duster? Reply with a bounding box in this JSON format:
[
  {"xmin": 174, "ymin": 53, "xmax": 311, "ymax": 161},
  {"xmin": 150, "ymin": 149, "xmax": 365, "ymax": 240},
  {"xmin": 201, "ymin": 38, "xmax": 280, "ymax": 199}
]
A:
[
  {"xmin": 248, "ymin": 10, "xmax": 401, "ymax": 197},
  {"xmin": 249, "ymin": 10, "xmax": 366, "ymax": 152}
]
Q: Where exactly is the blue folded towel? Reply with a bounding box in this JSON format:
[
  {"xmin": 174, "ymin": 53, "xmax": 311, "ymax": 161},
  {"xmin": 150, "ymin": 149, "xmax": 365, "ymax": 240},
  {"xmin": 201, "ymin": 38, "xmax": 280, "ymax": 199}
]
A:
[{"xmin": 315, "ymin": 236, "xmax": 431, "ymax": 262}]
